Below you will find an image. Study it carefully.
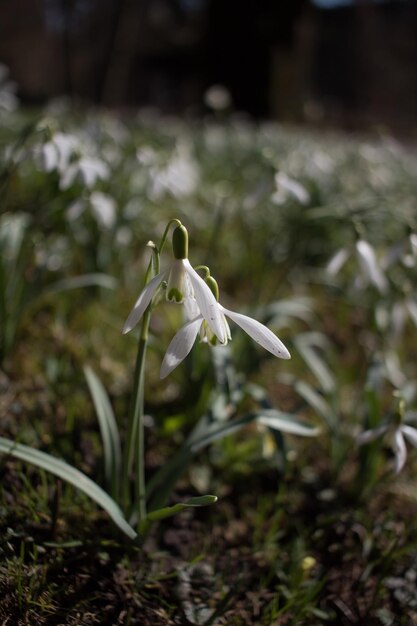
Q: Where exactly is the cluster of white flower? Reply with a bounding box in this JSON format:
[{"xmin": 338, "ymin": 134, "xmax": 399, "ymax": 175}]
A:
[{"xmin": 136, "ymin": 142, "xmax": 200, "ymax": 201}]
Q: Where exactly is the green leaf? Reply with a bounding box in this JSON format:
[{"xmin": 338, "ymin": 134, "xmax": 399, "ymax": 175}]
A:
[
  {"xmin": 144, "ymin": 495, "xmax": 217, "ymax": 523},
  {"xmin": 84, "ymin": 366, "xmax": 121, "ymax": 498},
  {"xmin": 189, "ymin": 414, "xmax": 258, "ymax": 452},
  {"xmin": 294, "ymin": 333, "xmax": 335, "ymax": 394},
  {"xmin": 280, "ymin": 374, "xmax": 335, "ymax": 429},
  {"xmin": 0, "ymin": 436, "xmax": 137, "ymax": 541}
]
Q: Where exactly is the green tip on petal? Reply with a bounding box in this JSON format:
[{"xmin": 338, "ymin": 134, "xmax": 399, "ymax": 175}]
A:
[
  {"xmin": 172, "ymin": 225, "xmax": 188, "ymax": 260},
  {"xmin": 167, "ymin": 287, "xmax": 183, "ymax": 303}
]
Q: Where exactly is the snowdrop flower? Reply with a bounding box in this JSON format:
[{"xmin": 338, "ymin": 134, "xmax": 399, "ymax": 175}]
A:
[
  {"xmin": 123, "ymin": 225, "xmax": 227, "ymax": 344},
  {"xmin": 89, "ymin": 192, "xmax": 116, "ymax": 229},
  {"xmin": 60, "ymin": 156, "xmax": 109, "ymax": 190},
  {"xmin": 160, "ymin": 274, "xmax": 290, "ymax": 379},
  {"xmin": 326, "ymin": 239, "xmax": 387, "ymax": 294},
  {"xmin": 272, "ymin": 172, "xmax": 310, "ymax": 206},
  {"xmin": 358, "ymin": 400, "xmax": 417, "ymax": 473},
  {"xmin": 40, "ymin": 132, "xmax": 79, "ymax": 173}
]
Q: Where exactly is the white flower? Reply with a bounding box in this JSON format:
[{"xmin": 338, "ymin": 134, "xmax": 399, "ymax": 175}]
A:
[
  {"xmin": 355, "ymin": 239, "xmax": 387, "ymax": 293},
  {"xmin": 160, "ymin": 301, "xmax": 290, "ymax": 379},
  {"xmin": 89, "ymin": 191, "xmax": 116, "ymax": 229},
  {"xmin": 326, "ymin": 239, "xmax": 387, "ymax": 294},
  {"xmin": 122, "ymin": 258, "xmax": 227, "ymax": 345},
  {"xmin": 358, "ymin": 421, "xmax": 417, "ymax": 473},
  {"xmin": 272, "ymin": 172, "xmax": 310, "ymax": 206},
  {"xmin": 60, "ymin": 156, "xmax": 109, "ymax": 190}
]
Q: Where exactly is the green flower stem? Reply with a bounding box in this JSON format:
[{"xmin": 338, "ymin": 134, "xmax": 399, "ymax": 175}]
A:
[{"xmin": 122, "ymin": 307, "xmax": 151, "ymax": 522}]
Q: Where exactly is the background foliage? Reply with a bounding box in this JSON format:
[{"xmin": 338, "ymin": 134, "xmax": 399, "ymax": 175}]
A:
[{"xmin": 1, "ymin": 93, "xmax": 417, "ymax": 624}]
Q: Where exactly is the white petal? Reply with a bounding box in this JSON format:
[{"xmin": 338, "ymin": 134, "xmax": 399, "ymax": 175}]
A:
[
  {"xmin": 392, "ymin": 429, "xmax": 407, "ymax": 473},
  {"xmin": 183, "ymin": 295, "xmax": 200, "ymax": 320},
  {"xmin": 326, "ymin": 248, "xmax": 349, "ymax": 276},
  {"xmin": 183, "ymin": 259, "xmax": 227, "ymax": 344},
  {"xmin": 401, "ymin": 425, "xmax": 417, "ymax": 448},
  {"xmin": 122, "ymin": 270, "xmax": 167, "ymax": 334},
  {"xmin": 220, "ymin": 305, "xmax": 290, "ymax": 359},
  {"xmin": 357, "ymin": 424, "xmax": 387, "ymax": 445},
  {"xmin": 356, "ymin": 240, "xmax": 387, "ymax": 294},
  {"xmin": 160, "ymin": 316, "xmax": 203, "ymax": 379}
]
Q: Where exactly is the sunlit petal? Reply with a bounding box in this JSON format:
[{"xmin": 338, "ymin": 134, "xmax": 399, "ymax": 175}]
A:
[
  {"xmin": 401, "ymin": 425, "xmax": 417, "ymax": 448},
  {"xmin": 220, "ymin": 305, "xmax": 290, "ymax": 359},
  {"xmin": 160, "ymin": 316, "xmax": 203, "ymax": 379},
  {"xmin": 392, "ymin": 429, "xmax": 407, "ymax": 473},
  {"xmin": 183, "ymin": 259, "xmax": 227, "ymax": 344},
  {"xmin": 122, "ymin": 270, "xmax": 167, "ymax": 334}
]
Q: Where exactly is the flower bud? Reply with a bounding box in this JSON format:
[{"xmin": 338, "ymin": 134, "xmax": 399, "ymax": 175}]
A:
[
  {"xmin": 205, "ymin": 276, "xmax": 219, "ymax": 301},
  {"xmin": 172, "ymin": 225, "xmax": 188, "ymax": 260}
]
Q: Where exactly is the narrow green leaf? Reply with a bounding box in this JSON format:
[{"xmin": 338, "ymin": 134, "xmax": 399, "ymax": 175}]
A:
[
  {"xmin": 294, "ymin": 379, "xmax": 334, "ymax": 428},
  {"xmin": 294, "ymin": 333, "xmax": 335, "ymax": 394},
  {"xmin": 0, "ymin": 437, "xmax": 137, "ymax": 540},
  {"xmin": 189, "ymin": 414, "xmax": 258, "ymax": 452},
  {"xmin": 84, "ymin": 366, "xmax": 121, "ymax": 498},
  {"xmin": 145, "ymin": 495, "xmax": 217, "ymax": 522}
]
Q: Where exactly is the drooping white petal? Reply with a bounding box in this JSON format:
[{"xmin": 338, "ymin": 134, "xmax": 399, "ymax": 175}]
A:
[
  {"xmin": 326, "ymin": 248, "xmax": 349, "ymax": 276},
  {"xmin": 220, "ymin": 305, "xmax": 290, "ymax": 359},
  {"xmin": 392, "ymin": 428, "xmax": 407, "ymax": 473},
  {"xmin": 160, "ymin": 316, "xmax": 203, "ymax": 379},
  {"xmin": 401, "ymin": 425, "xmax": 417, "ymax": 448},
  {"xmin": 356, "ymin": 240, "xmax": 387, "ymax": 294},
  {"xmin": 122, "ymin": 270, "xmax": 167, "ymax": 334},
  {"xmin": 183, "ymin": 259, "xmax": 227, "ymax": 344},
  {"xmin": 357, "ymin": 424, "xmax": 387, "ymax": 445}
]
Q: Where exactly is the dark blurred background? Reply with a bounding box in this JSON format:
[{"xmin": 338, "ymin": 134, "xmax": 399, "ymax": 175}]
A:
[{"xmin": 1, "ymin": 0, "xmax": 416, "ymax": 133}]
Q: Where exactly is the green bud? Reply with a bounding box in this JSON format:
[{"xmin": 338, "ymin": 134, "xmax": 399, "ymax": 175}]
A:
[
  {"xmin": 205, "ymin": 276, "xmax": 219, "ymax": 301},
  {"xmin": 172, "ymin": 225, "xmax": 188, "ymax": 260}
]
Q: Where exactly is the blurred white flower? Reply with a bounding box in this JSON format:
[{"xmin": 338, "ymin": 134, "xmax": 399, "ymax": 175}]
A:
[
  {"xmin": 272, "ymin": 172, "xmax": 310, "ymax": 206},
  {"xmin": 89, "ymin": 191, "xmax": 116, "ymax": 229},
  {"xmin": 147, "ymin": 144, "xmax": 199, "ymax": 200},
  {"xmin": 355, "ymin": 239, "xmax": 388, "ymax": 293},
  {"xmin": 40, "ymin": 132, "xmax": 78, "ymax": 173},
  {"xmin": 66, "ymin": 199, "xmax": 85, "ymax": 221},
  {"xmin": 60, "ymin": 156, "xmax": 109, "ymax": 190},
  {"xmin": 383, "ymin": 233, "xmax": 417, "ymax": 270},
  {"xmin": 326, "ymin": 239, "xmax": 387, "ymax": 294},
  {"xmin": 358, "ymin": 420, "xmax": 417, "ymax": 473}
]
